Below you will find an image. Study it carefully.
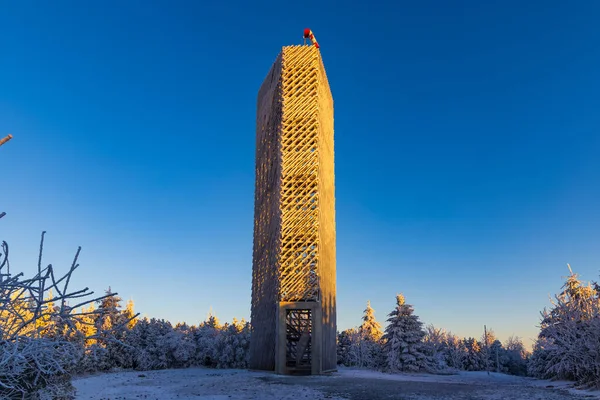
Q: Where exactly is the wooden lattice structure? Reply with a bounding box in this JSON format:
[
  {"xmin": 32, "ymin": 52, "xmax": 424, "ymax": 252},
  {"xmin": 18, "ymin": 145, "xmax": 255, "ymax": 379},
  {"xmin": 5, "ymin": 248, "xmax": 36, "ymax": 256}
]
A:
[{"xmin": 250, "ymin": 42, "xmax": 336, "ymax": 375}]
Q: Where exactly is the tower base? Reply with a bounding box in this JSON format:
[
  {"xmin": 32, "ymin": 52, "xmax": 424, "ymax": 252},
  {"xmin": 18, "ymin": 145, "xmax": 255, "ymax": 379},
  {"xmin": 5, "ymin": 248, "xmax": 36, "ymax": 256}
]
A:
[{"xmin": 276, "ymin": 301, "xmax": 322, "ymax": 375}]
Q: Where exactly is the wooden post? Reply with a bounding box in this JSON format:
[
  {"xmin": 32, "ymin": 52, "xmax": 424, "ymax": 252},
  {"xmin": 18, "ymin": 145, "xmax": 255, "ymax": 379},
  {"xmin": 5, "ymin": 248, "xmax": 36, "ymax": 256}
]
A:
[{"xmin": 484, "ymin": 325, "xmax": 490, "ymax": 375}]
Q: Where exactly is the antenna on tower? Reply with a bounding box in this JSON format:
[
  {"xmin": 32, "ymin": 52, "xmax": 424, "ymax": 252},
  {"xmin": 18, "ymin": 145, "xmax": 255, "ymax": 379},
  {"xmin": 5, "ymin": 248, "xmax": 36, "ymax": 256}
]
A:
[
  {"xmin": 303, "ymin": 29, "xmax": 320, "ymax": 49},
  {"xmin": 0, "ymin": 134, "xmax": 13, "ymax": 148}
]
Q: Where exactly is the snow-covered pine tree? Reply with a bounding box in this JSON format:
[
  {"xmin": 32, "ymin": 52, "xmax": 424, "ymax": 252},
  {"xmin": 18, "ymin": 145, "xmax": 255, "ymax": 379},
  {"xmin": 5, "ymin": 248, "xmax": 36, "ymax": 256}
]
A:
[
  {"xmin": 214, "ymin": 318, "xmax": 251, "ymax": 368},
  {"xmin": 489, "ymin": 339, "xmax": 509, "ymax": 373},
  {"xmin": 124, "ymin": 299, "xmax": 138, "ymax": 330},
  {"xmin": 337, "ymin": 328, "xmax": 356, "ymax": 366},
  {"xmin": 462, "ymin": 337, "xmax": 485, "ymax": 371},
  {"xmin": 126, "ymin": 317, "xmax": 175, "ymax": 370},
  {"xmin": 502, "ymin": 336, "xmax": 528, "ymax": 376},
  {"xmin": 443, "ymin": 333, "xmax": 467, "ymax": 370},
  {"xmin": 359, "ymin": 301, "xmax": 383, "ymax": 341},
  {"xmin": 382, "ymin": 293, "xmax": 427, "ymax": 372},
  {"xmin": 355, "ymin": 301, "xmax": 384, "ymax": 368},
  {"xmin": 162, "ymin": 322, "xmax": 195, "ymax": 368},
  {"xmin": 194, "ymin": 312, "xmax": 222, "ymax": 367},
  {"xmin": 481, "ymin": 328, "xmax": 500, "ymax": 372},
  {"xmin": 92, "ymin": 287, "xmax": 136, "ymax": 369},
  {"xmin": 530, "ymin": 266, "xmax": 600, "ymax": 387}
]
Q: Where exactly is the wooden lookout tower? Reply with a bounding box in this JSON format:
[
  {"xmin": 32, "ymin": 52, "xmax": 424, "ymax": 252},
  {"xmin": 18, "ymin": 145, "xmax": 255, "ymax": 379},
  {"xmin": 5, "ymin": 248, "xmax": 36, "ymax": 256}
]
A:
[{"xmin": 250, "ymin": 30, "xmax": 336, "ymax": 375}]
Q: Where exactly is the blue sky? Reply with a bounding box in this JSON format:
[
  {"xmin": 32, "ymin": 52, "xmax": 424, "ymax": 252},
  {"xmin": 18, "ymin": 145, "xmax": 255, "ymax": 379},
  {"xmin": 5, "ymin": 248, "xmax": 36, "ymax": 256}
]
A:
[{"xmin": 1, "ymin": 1, "xmax": 599, "ymax": 346}]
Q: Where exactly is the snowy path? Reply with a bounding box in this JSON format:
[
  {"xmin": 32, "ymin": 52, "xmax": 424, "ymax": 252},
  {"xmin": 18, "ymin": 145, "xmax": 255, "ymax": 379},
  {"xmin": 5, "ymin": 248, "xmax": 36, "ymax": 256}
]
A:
[{"xmin": 73, "ymin": 367, "xmax": 599, "ymax": 400}]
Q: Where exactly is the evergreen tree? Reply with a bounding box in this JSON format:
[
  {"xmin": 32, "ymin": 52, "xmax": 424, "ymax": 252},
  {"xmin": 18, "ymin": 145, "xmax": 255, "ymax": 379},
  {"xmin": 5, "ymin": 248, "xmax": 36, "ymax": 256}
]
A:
[
  {"xmin": 92, "ymin": 288, "xmax": 135, "ymax": 369},
  {"xmin": 462, "ymin": 337, "xmax": 485, "ymax": 371},
  {"xmin": 337, "ymin": 328, "xmax": 357, "ymax": 366},
  {"xmin": 124, "ymin": 299, "xmax": 137, "ymax": 330},
  {"xmin": 194, "ymin": 312, "xmax": 222, "ymax": 367},
  {"xmin": 359, "ymin": 301, "xmax": 383, "ymax": 341},
  {"xmin": 356, "ymin": 301, "xmax": 384, "ymax": 368},
  {"xmin": 501, "ymin": 336, "xmax": 528, "ymax": 376},
  {"xmin": 443, "ymin": 333, "xmax": 467, "ymax": 369},
  {"xmin": 215, "ymin": 318, "xmax": 251, "ymax": 368},
  {"xmin": 530, "ymin": 266, "xmax": 600, "ymax": 386},
  {"xmin": 382, "ymin": 294, "xmax": 427, "ymax": 372},
  {"xmin": 423, "ymin": 325, "xmax": 449, "ymax": 370}
]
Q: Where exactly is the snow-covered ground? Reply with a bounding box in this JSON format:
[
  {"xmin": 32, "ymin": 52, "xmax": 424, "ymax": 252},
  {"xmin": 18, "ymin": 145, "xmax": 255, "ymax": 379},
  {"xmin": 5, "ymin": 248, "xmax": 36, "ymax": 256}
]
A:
[
  {"xmin": 73, "ymin": 366, "xmax": 600, "ymax": 400},
  {"xmin": 72, "ymin": 368, "xmax": 346, "ymax": 400}
]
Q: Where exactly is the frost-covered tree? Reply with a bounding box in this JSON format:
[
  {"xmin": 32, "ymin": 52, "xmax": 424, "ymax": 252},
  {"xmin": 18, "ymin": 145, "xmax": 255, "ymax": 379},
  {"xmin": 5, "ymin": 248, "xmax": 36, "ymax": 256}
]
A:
[
  {"xmin": 0, "ymin": 230, "xmax": 133, "ymax": 398},
  {"xmin": 529, "ymin": 266, "xmax": 600, "ymax": 387},
  {"xmin": 503, "ymin": 335, "xmax": 528, "ymax": 376},
  {"xmin": 124, "ymin": 299, "xmax": 137, "ymax": 330},
  {"xmin": 214, "ymin": 318, "xmax": 251, "ymax": 368},
  {"xmin": 337, "ymin": 328, "xmax": 361, "ymax": 366},
  {"xmin": 422, "ymin": 325, "xmax": 450, "ymax": 370},
  {"xmin": 337, "ymin": 329, "xmax": 354, "ymax": 365},
  {"xmin": 382, "ymin": 293, "xmax": 427, "ymax": 372},
  {"xmin": 194, "ymin": 313, "xmax": 222, "ymax": 367},
  {"xmin": 462, "ymin": 337, "xmax": 485, "ymax": 371},
  {"xmin": 443, "ymin": 333, "xmax": 467, "ymax": 370},
  {"xmin": 124, "ymin": 317, "xmax": 174, "ymax": 370},
  {"xmin": 354, "ymin": 301, "xmax": 384, "ymax": 368},
  {"xmin": 359, "ymin": 301, "xmax": 383, "ymax": 341}
]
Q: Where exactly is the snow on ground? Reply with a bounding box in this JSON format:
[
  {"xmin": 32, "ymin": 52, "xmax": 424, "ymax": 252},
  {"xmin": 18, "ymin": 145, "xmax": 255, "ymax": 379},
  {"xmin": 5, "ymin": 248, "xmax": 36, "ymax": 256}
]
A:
[
  {"xmin": 73, "ymin": 366, "xmax": 600, "ymax": 400},
  {"xmin": 72, "ymin": 367, "xmax": 346, "ymax": 400},
  {"xmin": 337, "ymin": 367, "xmax": 525, "ymax": 384}
]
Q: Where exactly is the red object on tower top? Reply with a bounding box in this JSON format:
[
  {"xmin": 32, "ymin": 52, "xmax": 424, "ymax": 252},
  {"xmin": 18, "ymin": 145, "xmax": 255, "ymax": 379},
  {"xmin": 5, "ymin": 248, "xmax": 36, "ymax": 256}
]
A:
[{"xmin": 303, "ymin": 28, "xmax": 320, "ymax": 49}]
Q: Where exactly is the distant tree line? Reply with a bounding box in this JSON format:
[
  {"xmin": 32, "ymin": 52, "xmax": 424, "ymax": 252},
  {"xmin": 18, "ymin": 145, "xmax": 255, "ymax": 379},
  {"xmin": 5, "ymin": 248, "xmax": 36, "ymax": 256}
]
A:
[{"xmin": 336, "ymin": 295, "xmax": 529, "ymax": 376}]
